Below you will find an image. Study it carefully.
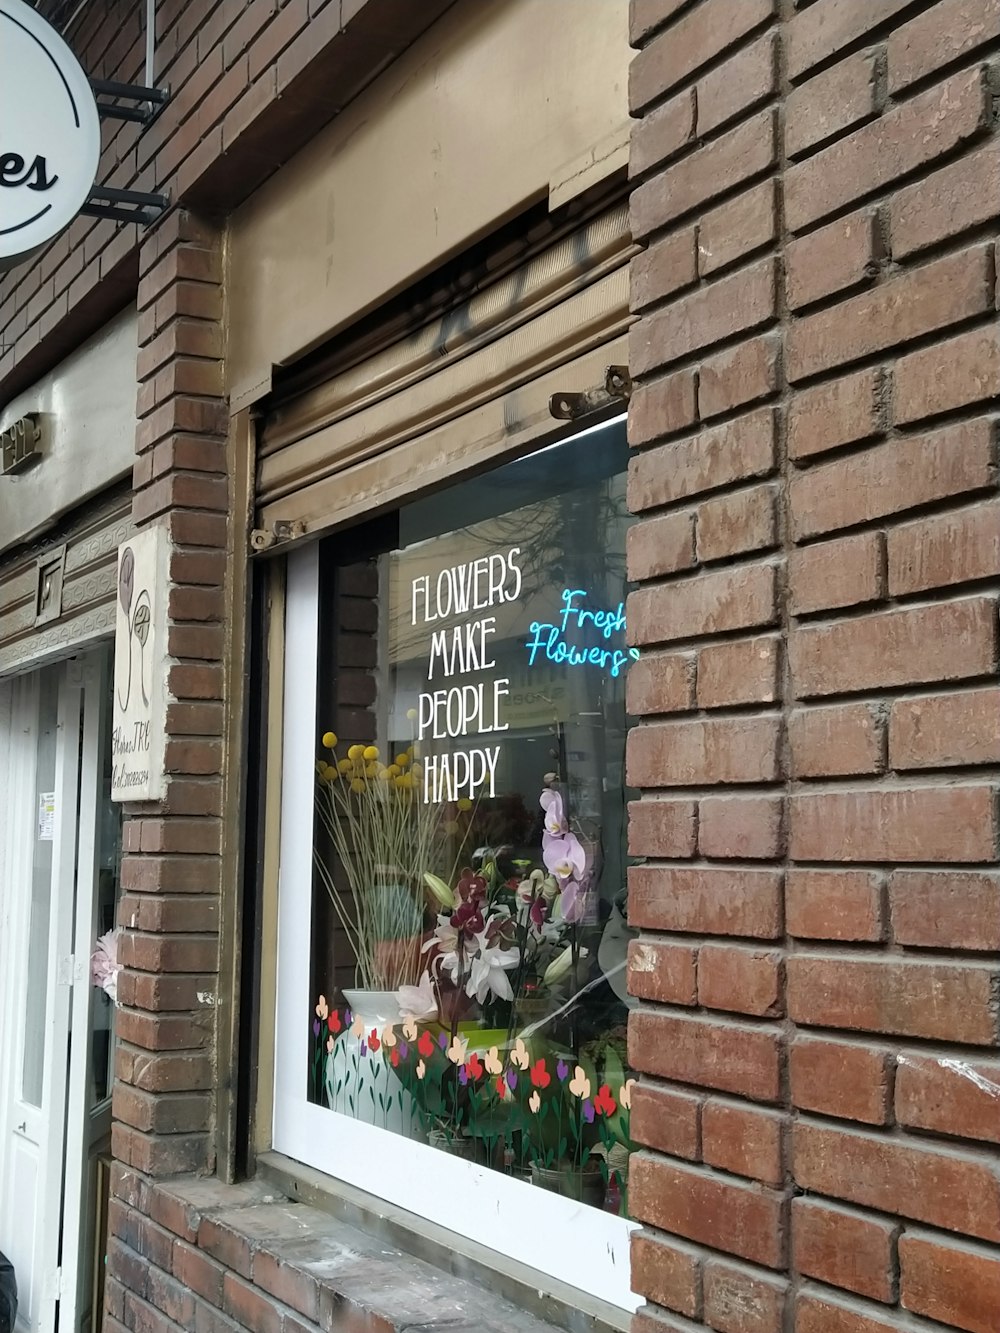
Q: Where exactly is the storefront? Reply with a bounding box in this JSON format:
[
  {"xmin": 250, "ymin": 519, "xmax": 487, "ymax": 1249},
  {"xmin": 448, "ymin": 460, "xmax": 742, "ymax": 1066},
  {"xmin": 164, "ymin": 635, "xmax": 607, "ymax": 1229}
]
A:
[
  {"xmin": 226, "ymin": 0, "xmax": 639, "ymax": 1320},
  {"xmin": 0, "ymin": 311, "xmax": 135, "ymax": 1333}
]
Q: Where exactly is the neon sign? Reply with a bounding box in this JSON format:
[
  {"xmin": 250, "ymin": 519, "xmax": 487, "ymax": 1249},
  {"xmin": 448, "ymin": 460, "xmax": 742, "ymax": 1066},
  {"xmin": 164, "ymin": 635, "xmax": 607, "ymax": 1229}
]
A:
[{"xmin": 525, "ymin": 588, "xmax": 639, "ymax": 678}]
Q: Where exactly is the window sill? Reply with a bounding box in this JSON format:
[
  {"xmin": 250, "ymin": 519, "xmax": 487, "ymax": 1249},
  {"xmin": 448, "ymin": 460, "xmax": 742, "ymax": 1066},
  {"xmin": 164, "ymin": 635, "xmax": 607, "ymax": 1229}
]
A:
[{"xmin": 256, "ymin": 1150, "xmax": 631, "ymax": 1333}]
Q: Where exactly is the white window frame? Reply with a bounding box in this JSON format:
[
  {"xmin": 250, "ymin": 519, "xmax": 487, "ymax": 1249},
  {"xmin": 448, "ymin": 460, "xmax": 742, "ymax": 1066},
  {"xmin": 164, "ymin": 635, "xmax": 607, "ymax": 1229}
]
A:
[{"xmin": 272, "ymin": 540, "xmax": 639, "ymax": 1314}]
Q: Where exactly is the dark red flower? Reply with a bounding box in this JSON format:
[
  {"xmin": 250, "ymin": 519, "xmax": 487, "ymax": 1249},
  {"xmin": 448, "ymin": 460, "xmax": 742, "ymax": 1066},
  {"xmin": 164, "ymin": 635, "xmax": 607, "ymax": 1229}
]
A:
[
  {"xmin": 530, "ymin": 1058, "xmax": 550, "ymax": 1089},
  {"xmin": 594, "ymin": 1083, "xmax": 617, "ymax": 1117}
]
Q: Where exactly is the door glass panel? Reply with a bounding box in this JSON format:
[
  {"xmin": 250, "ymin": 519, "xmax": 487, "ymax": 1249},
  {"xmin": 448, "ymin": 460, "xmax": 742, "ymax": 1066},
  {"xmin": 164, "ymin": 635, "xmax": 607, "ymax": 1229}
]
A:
[
  {"xmin": 22, "ymin": 665, "xmax": 60, "ymax": 1108},
  {"xmin": 90, "ymin": 670, "xmax": 121, "ymax": 1109}
]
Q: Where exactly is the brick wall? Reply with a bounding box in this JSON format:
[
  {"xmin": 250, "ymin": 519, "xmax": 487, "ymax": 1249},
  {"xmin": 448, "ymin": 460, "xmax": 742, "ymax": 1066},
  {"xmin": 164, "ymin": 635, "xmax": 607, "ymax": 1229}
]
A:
[
  {"xmin": 625, "ymin": 2, "xmax": 1000, "ymax": 1332},
  {"xmin": 0, "ymin": 0, "xmax": 453, "ymax": 401}
]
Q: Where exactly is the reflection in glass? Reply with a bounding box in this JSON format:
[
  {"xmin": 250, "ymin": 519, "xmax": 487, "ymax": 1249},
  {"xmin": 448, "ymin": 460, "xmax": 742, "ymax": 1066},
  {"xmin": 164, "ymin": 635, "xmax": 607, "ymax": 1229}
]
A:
[
  {"xmin": 22, "ymin": 667, "xmax": 61, "ymax": 1108},
  {"xmin": 309, "ymin": 421, "xmax": 637, "ymax": 1213}
]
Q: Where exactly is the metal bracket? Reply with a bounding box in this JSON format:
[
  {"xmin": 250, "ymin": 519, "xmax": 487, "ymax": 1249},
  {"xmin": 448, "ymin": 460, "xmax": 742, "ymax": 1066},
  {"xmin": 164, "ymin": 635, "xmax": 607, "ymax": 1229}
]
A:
[
  {"xmin": 80, "ymin": 185, "xmax": 170, "ymax": 227},
  {"xmin": 91, "ymin": 78, "xmax": 170, "ymax": 125},
  {"xmin": 549, "ymin": 365, "xmax": 632, "ymax": 422}
]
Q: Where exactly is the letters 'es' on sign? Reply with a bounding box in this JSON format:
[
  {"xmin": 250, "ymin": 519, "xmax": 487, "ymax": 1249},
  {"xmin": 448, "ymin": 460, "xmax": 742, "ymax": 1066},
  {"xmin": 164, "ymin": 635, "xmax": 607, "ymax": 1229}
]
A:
[
  {"xmin": 112, "ymin": 526, "xmax": 169, "ymax": 803},
  {"xmin": 0, "ymin": 0, "xmax": 101, "ymax": 265}
]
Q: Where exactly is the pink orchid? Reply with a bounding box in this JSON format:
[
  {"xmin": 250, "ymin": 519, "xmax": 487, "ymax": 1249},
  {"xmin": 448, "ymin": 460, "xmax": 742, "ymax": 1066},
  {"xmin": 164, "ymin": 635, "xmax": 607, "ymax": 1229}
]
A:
[
  {"xmin": 90, "ymin": 929, "xmax": 121, "ymax": 1002},
  {"xmin": 539, "ymin": 788, "xmax": 567, "ymax": 835},
  {"xmin": 543, "ymin": 831, "xmax": 586, "ymax": 883}
]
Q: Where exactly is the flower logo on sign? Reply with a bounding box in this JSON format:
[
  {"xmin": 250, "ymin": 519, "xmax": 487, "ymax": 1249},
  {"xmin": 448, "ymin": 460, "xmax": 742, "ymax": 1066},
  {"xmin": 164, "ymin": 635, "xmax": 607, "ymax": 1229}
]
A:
[{"xmin": 117, "ymin": 546, "xmax": 151, "ymax": 709}]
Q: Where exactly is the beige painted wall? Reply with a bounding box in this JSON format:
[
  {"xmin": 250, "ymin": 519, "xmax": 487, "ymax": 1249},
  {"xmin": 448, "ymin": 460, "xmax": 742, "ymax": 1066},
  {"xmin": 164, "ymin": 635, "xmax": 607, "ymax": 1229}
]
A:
[
  {"xmin": 0, "ymin": 307, "xmax": 137, "ymax": 555},
  {"xmin": 227, "ymin": 0, "xmax": 630, "ymax": 409}
]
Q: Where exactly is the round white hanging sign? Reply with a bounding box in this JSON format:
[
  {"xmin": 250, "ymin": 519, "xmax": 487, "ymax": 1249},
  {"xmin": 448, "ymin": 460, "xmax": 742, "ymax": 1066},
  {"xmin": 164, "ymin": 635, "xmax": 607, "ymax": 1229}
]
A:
[{"xmin": 0, "ymin": 0, "xmax": 101, "ymax": 265}]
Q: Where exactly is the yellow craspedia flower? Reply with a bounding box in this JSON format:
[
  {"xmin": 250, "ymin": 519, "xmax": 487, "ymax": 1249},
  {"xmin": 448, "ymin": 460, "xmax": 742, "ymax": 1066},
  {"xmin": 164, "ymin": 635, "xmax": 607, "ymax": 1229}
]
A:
[
  {"xmin": 443, "ymin": 820, "xmax": 459, "ymax": 836},
  {"xmin": 363, "ymin": 745, "xmax": 379, "ymax": 761},
  {"xmin": 347, "ymin": 744, "xmax": 364, "ymax": 760},
  {"xmin": 350, "ymin": 778, "xmax": 366, "ymax": 793},
  {"xmin": 395, "ymin": 752, "xmax": 410, "ymax": 768},
  {"xmin": 337, "ymin": 759, "xmax": 353, "ymax": 775},
  {"xmin": 365, "ymin": 762, "xmax": 379, "ymax": 778},
  {"xmin": 393, "ymin": 775, "xmax": 408, "ymax": 790},
  {"xmin": 406, "ymin": 708, "xmax": 417, "ymax": 721},
  {"xmin": 386, "ymin": 764, "xmax": 400, "ymax": 778},
  {"xmin": 457, "ymin": 797, "xmax": 473, "ymax": 811},
  {"xmin": 410, "ymin": 761, "xmax": 423, "ymax": 778},
  {"xmin": 378, "ymin": 766, "xmax": 391, "ymax": 780},
  {"xmin": 322, "ymin": 731, "xmax": 337, "ymax": 749}
]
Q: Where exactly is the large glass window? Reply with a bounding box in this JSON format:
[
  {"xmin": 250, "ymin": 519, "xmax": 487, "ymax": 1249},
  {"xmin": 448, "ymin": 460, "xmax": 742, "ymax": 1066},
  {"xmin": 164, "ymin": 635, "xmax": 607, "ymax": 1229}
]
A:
[{"xmin": 274, "ymin": 418, "xmax": 640, "ymax": 1311}]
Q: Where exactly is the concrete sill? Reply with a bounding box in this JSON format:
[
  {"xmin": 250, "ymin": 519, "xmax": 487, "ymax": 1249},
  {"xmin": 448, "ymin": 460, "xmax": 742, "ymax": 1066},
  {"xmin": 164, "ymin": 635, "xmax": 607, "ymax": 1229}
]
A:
[{"xmin": 256, "ymin": 1150, "xmax": 631, "ymax": 1333}]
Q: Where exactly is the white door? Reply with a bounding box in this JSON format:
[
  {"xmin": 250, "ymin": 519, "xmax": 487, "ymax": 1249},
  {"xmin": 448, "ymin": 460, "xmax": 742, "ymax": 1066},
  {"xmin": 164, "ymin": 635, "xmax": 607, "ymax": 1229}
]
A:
[{"xmin": 0, "ymin": 650, "xmax": 119, "ymax": 1333}]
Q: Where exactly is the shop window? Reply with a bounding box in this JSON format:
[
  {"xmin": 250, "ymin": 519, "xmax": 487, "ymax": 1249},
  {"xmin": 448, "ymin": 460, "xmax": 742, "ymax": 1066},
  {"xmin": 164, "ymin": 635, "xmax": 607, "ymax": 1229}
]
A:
[{"xmin": 273, "ymin": 418, "xmax": 640, "ymax": 1310}]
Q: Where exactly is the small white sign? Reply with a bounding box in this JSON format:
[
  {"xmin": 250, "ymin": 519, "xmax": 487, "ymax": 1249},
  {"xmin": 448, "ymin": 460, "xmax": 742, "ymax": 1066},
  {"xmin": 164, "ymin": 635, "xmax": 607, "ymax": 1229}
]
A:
[
  {"xmin": 37, "ymin": 791, "xmax": 55, "ymax": 841},
  {"xmin": 112, "ymin": 527, "xmax": 170, "ymax": 802},
  {"xmin": 0, "ymin": 0, "xmax": 102, "ymax": 265}
]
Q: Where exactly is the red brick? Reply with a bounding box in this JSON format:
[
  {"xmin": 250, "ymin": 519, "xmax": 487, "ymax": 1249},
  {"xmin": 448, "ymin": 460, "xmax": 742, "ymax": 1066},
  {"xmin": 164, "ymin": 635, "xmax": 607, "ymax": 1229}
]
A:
[
  {"xmin": 889, "ymin": 0, "xmax": 1000, "ymax": 92},
  {"xmin": 697, "ymin": 635, "xmax": 780, "ymax": 708},
  {"xmin": 698, "ymin": 335, "xmax": 780, "ymax": 420},
  {"xmin": 630, "ymin": 0, "xmax": 775, "ymax": 110},
  {"xmin": 787, "ymin": 368, "xmax": 883, "ymax": 461},
  {"xmin": 631, "ymin": 228, "xmax": 698, "ymax": 310},
  {"xmin": 888, "ymin": 501, "xmax": 1000, "ymax": 595},
  {"xmin": 628, "ymin": 938, "xmax": 698, "ymax": 1005},
  {"xmin": 896, "ymin": 1051, "xmax": 1000, "ymax": 1151},
  {"xmin": 891, "ymin": 141, "xmax": 1000, "ymax": 257},
  {"xmin": 629, "ymin": 1010, "xmax": 782, "ymax": 1102},
  {"xmin": 631, "ymin": 1156, "xmax": 785, "ymax": 1269},
  {"xmin": 786, "ymin": 210, "xmax": 880, "ymax": 310},
  {"xmin": 627, "ymin": 511, "xmax": 696, "ymax": 580},
  {"xmin": 630, "ymin": 1082, "xmax": 702, "ymax": 1161},
  {"xmin": 628, "ymin": 563, "xmax": 777, "ymax": 645},
  {"xmin": 696, "ymin": 485, "xmax": 777, "ymax": 563},
  {"xmin": 787, "ymin": 954, "xmax": 999, "ymax": 1044},
  {"xmin": 889, "ymin": 871, "xmax": 1000, "ymax": 951},
  {"xmin": 630, "ymin": 0, "xmax": 692, "ymax": 45},
  {"xmin": 786, "ymin": 869, "xmax": 884, "ymax": 943},
  {"xmin": 792, "ymin": 1199, "xmax": 898, "ymax": 1304},
  {"xmin": 793, "ymin": 1121, "xmax": 1000, "ymax": 1240},
  {"xmin": 900, "ymin": 1232, "xmax": 1000, "ymax": 1333},
  {"xmin": 627, "ymin": 652, "xmax": 696, "ymax": 715},
  {"xmin": 698, "ymin": 794, "xmax": 784, "ymax": 859},
  {"xmin": 630, "ymin": 369, "xmax": 699, "ymax": 445},
  {"xmin": 890, "ymin": 688, "xmax": 1000, "ymax": 770},
  {"xmin": 794, "ymin": 1291, "xmax": 899, "ymax": 1333},
  {"xmin": 698, "ymin": 945, "xmax": 782, "ymax": 1018},
  {"xmin": 786, "ymin": 52, "xmax": 878, "ymax": 159},
  {"xmin": 789, "ymin": 532, "xmax": 883, "ymax": 617},
  {"xmin": 631, "ymin": 259, "xmax": 776, "ymax": 374},
  {"xmin": 631, "ymin": 110, "xmax": 777, "ymax": 239},
  {"xmin": 790, "ymin": 1037, "xmax": 892, "ymax": 1125},
  {"xmin": 630, "ymin": 866, "xmax": 783, "ymax": 938},
  {"xmin": 893, "ymin": 324, "xmax": 1000, "ymax": 425},
  {"xmin": 787, "ymin": 245, "xmax": 995, "ymax": 381},
  {"xmin": 698, "ymin": 181, "xmax": 778, "ymax": 279},
  {"xmin": 785, "ymin": 67, "xmax": 990, "ymax": 232},
  {"xmin": 223, "ymin": 1272, "xmax": 282, "ymax": 1333},
  {"xmin": 630, "ymin": 90, "xmax": 697, "ymax": 180},
  {"xmin": 789, "ymin": 599, "xmax": 998, "ymax": 698},
  {"xmin": 628, "ymin": 798, "xmax": 698, "ymax": 857},
  {"xmin": 787, "ymin": 0, "xmax": 916, "ymax": 80},
  {"xmin": 703, "ymin": 1260, "xmax": 786, "ymax": 1333},
  {"xmin": 627, "ymin": 715, "xmax": 780, "ymax": 785},
  {"xmin": 702, "ymin": 1100, "xmax": 783, "ymax": 1187},
  {"xmin": 697, "ymin": 33, "xmax": 778, "ymax": 138},
  {"xmin": 629, "ymin": 407, "xmax": 776, "ymax": 509},
  {"xmin": 789, "ymin": 704, "xmax": 883, "ymax": 778},
  {"xmin": 631, "ymin": 1231, "xmax": 702, "ymax": 1318}
]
